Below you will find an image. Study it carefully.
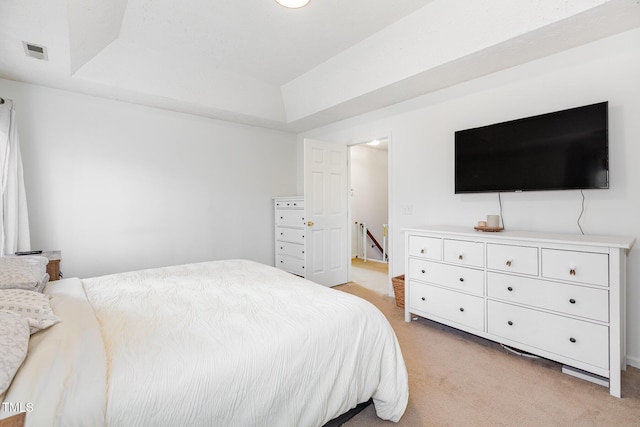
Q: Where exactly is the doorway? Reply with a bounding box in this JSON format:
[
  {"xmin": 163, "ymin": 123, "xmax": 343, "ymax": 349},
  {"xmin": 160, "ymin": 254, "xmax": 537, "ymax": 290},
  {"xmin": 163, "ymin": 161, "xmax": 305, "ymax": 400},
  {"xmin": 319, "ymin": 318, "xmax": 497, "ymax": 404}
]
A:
[{"xmin": 349, "ymin": 138, "xmax": 390, "ymax": 295}]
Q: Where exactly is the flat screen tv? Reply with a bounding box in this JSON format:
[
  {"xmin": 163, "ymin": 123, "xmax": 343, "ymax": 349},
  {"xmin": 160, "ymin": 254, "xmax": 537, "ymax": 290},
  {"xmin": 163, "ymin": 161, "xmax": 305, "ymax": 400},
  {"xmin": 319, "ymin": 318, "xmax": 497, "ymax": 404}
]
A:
[{"xmin": 454, "ymin": 102, "xmax": 608, "ymax": 194}]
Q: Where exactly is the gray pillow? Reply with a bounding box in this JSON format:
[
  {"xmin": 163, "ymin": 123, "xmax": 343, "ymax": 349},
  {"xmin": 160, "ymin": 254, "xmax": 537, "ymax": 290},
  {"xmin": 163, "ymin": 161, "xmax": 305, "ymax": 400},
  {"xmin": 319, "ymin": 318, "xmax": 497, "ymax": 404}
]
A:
[
  {"xmin": 0, "ymin": 310, "xmax": 30, "ymax": 399},
  {"xmin": 0, "ymin": 256, "xmax": 48, "ymax": 291}
]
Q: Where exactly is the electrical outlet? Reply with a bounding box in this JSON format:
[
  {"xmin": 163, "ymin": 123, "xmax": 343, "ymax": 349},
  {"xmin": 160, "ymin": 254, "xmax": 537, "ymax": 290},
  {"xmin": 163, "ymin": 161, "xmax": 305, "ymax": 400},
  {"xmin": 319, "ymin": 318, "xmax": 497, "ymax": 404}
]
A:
[{"xmin": 401, "ymin": 205, "xmax": 413, "ymax": 215}]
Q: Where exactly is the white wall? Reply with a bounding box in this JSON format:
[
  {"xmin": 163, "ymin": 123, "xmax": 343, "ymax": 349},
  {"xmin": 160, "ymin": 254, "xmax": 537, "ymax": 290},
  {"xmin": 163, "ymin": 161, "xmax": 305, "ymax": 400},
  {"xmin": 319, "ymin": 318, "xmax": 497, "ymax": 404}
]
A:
[
  {"xmin": 350, "ymin": 144, "xmax": 388, "ymax": 261},
  {"xmin": 300, "ymin": 29, "xmax": 640, "ymax": 366},
  {"xmin": 0, "ymin": 79, "xmax": 298, "ymax": 278}
]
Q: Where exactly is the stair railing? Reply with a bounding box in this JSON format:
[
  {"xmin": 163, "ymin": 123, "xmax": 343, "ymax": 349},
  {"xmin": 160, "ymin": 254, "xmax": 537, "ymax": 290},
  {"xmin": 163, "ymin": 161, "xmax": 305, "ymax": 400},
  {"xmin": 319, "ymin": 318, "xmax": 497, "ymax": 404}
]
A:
[{"xmin": 359, "ymin": 222, "xmax": 388, "ymax": 262}]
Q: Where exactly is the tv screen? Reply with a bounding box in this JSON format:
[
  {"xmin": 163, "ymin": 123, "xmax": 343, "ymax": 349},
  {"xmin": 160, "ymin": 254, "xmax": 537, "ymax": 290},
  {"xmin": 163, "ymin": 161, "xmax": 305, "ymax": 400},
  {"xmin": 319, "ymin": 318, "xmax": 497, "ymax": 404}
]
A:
[{"xmin": 454, "ymin": 102, "xmax": 609, "ymax": 194}]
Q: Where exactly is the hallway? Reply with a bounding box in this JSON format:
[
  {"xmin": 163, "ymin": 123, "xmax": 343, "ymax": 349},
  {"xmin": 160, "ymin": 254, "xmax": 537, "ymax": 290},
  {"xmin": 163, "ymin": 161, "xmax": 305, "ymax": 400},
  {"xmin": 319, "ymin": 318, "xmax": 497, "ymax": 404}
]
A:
[{"xmin": 350, "ymin": 258, "xmax": 389, "ymax": 295}]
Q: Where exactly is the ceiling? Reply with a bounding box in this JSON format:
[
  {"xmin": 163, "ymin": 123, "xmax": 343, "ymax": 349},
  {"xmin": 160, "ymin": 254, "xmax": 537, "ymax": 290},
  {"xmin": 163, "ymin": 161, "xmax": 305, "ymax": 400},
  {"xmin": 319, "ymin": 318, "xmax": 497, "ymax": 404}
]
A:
[{"xmin": 1, "ymin": 0, "xmax": 639, "ymax": 132}]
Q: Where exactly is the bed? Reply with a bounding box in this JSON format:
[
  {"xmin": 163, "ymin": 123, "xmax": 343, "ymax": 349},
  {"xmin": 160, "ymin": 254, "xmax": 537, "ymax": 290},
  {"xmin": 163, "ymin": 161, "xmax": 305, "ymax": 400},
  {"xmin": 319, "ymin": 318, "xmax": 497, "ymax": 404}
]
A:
[{"xmin": 1, "ymin": 259, "xmax": 408, "ymax": 426}]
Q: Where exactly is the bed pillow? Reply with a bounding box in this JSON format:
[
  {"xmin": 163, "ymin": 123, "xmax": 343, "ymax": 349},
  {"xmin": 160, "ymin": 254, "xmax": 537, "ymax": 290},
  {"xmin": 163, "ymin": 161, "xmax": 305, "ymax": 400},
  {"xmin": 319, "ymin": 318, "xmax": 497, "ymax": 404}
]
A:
[
  {"xmin": 0, "ymin": 289, "xmax": 60, "ymax": 334},
  {"xmin": 0, "ymin": 256, "xmax": 48, "ymax": 291},
  {"xmin": 35, "ymin": 273, "xmax": 50, "ymax": 293},
  {"xmin": 0, "ymin": 310, "xmax": 30, "ymax": 400}
]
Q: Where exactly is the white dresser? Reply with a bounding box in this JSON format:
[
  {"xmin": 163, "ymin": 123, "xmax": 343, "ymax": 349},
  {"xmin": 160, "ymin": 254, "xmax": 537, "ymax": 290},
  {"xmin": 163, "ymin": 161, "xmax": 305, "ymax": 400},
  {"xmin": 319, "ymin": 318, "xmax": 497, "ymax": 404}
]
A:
[
  {"xmin": 274, "ymin": 197, "xmax": 306, "ymax": 277},
  {"xmin": 404, "ymin": 225, "xmax": 635, "ymax": 397}
]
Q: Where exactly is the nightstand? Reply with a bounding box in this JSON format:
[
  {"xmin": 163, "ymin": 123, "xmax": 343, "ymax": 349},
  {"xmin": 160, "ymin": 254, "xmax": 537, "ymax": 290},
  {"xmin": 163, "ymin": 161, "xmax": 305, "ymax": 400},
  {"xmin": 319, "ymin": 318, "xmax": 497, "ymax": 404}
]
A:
[
  {"xmin": 42, "ymin": 250, "xmax": 61, "ymax": 281},
  {"xmin": 0, "ymin": 413, "xmax": 25, "ymax": 427}
]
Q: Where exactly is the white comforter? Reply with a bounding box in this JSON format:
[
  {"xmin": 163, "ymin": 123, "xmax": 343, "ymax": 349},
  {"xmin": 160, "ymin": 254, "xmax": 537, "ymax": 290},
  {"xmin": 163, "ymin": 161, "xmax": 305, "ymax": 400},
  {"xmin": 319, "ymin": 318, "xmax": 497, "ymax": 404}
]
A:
[{"xmin": 4, "ymin": 260, "xmax": 408, "ymax": 426}]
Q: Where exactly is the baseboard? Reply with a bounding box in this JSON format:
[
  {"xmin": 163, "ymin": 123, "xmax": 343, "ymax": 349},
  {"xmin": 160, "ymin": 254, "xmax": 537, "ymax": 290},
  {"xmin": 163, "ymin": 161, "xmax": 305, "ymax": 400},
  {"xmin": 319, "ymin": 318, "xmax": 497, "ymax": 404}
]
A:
[
  {"xmin": 352, "ymin": 256, "xmax": 387, "ymax": 264},
  {"xmin": 625, "ymin": 355, "xmax": 640, "ymax": 368}
]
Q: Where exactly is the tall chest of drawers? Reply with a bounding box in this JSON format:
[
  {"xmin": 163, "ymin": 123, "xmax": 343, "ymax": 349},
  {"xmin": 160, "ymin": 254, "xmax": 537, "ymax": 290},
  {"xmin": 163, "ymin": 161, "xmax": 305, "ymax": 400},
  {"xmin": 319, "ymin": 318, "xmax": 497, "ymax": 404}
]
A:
[
  {"xmin": 274, "ymin": 197, "xmax": 306, "ymax": 277},
  {"xmin": 404, "ymin": 225, "xmax": 635, "ymax": 397}
]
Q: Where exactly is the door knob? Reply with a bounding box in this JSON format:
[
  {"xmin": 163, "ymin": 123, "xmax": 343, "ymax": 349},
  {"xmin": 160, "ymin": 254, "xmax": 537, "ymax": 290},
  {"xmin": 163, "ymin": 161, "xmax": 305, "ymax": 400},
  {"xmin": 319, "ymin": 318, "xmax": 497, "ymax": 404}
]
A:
[{"xmin": 307, "ymin": 221, "xmax": 314, "ymax": 227}]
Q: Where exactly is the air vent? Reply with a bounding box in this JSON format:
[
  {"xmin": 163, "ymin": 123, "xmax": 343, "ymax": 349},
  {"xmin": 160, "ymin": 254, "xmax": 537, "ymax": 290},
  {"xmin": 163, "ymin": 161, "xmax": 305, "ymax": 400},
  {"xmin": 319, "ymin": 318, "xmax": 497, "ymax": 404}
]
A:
[{"xmin": 22, "ymin": 42, "xmax": 48, "ymax": 61}]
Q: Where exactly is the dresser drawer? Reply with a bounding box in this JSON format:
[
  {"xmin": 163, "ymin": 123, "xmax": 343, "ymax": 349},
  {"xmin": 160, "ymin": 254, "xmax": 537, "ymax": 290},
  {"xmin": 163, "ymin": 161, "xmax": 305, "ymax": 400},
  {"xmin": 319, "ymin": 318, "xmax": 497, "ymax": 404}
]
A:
[
  {"xmin": 275, "ymin": 210, "xmax": 306, "ymax": 228},
  {"xmin": 487, "ymin": 272, "xmax": 608, "ymax": 322},
  {"xmin": 276, "ymin": 241, "xmax": 305, "ymax": 259},
  {"xmin": 542, "ymin": 249, "xmax": 609, "ymax": 287},
  {"xmin": 275, "ymin": 254, "xmax": 305, "ymax": 276},
  {"xmin": 409, "ymin": 259, "xmax": 483, "ymax": 296},
  {"xmin": 488, "ymin": 301, "xmax": 609, "ymax": 369},
  {"xmin": 408, "ymin": 235, "xmax": 442, "ymax": 260},
  {"xmin": 410, "ymin": 281, "xmax": 484, "ymax": 331},
  {"xmin": 276, "ymin": 227, "xmax": 305, "ymax": 244},
  {"xmin": 487, "ymin": 243, "xmax": 538, "ymax": 276},
  {"xmin": 444, "ymin": 239, "xmax": 484, "ymax": 267}
]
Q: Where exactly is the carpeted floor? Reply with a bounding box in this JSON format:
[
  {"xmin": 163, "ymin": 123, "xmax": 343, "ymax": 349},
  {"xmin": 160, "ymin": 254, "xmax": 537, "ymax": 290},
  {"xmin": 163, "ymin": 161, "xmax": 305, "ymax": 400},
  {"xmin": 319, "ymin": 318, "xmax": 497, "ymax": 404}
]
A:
[{"xmin": 335, "ymin": 282, "xmax": 640, "ymax": 427}]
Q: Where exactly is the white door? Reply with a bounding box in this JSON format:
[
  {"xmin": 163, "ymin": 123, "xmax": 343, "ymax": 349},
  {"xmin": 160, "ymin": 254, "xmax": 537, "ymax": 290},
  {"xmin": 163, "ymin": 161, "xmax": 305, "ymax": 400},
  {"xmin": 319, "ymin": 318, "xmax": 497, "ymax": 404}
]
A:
[{"xmin": 304, "ymin": 138, "xmax": 349, "ymax": 286}]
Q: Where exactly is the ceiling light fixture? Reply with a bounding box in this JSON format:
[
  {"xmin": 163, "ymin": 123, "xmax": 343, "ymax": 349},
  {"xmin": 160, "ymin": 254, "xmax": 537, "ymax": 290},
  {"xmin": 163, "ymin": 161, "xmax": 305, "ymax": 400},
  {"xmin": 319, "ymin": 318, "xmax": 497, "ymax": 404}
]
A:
[{"xmin": 275, "ymin": 0, "xmax": 310, "ymax": 9}]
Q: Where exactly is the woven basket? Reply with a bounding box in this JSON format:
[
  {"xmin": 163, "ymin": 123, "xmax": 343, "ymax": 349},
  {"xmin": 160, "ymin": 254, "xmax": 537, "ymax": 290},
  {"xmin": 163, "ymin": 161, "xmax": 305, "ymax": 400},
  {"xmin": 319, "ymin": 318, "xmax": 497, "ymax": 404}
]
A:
[{"xmin": 392, "ymin": 275, "xmax": 405, "ymax": 308}]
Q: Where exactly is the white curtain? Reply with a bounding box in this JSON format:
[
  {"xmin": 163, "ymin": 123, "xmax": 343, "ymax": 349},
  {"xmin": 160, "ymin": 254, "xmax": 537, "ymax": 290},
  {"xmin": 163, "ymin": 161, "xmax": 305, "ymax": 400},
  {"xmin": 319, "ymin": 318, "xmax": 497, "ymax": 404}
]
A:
[{"xmin": 0, "ymin": 99, "xmax": 30, "ymax": 256}]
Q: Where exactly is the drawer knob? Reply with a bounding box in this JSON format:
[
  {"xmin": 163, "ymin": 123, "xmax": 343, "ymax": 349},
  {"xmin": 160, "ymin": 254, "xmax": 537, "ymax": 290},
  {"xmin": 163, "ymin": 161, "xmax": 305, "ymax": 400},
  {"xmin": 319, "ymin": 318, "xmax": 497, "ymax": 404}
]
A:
[
  {"xmin": 569, "ymin": 298, "xmax": 576, "ymax": 304},
  {"xmin": 507, "ymin": 321, "xmax": 513, "ymax": 326},
  {"xmin": 421, "ymin": 297, "xmax": 426, "ymax": 301},
  {"xmin": 421, "ymin": 269, "xmax": 426, "ymax": 274},
  {"xmin": 505, "ymin": 259, "xmax": 512, "ymax": 267},
  {"xmin": 458, "ymin": 253, "xmax": 464, "ymax": 260},
  {"xmin": 569, "ymin": 268, "xmax": 576, "ymax": 276},
  {"xmin": 507, "ymin": 286, "xmax": 513, "ymax": 292},
  {"xmin": 459, "ymin": 277, "xmax": 464, "ymax": 282},
  {"xmin": 420, "ymin": 248, "xmax": 425, "ymax": 254},
  {"xmin": 459, "ymin": 307, "xmax": 464, "ymax": 312},
  {"xmin": 569, "ymin": 337, "xmax": 577, "ymax": 343}
]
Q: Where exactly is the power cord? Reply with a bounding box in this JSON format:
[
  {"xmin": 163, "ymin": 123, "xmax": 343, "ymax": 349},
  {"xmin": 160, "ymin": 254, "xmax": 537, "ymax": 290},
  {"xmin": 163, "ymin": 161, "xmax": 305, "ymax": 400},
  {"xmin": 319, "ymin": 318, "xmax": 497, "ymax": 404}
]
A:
[
  {"xmin": 498, "ymin": 192, "xmax": 505, "ymax": 229},
  {"xmin": 577, "ymin": 190, "xmax": 585, "ymax": 235},
  {"xmin": 498, "ymin": 191, "xmax": 585, "ymax": 234}
]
